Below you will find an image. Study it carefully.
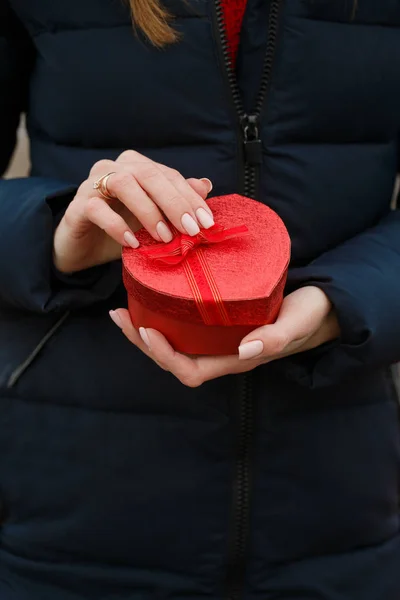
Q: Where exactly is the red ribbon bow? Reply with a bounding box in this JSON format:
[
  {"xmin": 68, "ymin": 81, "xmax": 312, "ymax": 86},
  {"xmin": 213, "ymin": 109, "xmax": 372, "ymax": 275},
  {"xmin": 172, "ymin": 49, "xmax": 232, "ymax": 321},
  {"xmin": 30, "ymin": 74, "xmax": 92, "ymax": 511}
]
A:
[
  {"xmin": 141, "ymin": 223, "xmax": 249, "ymax": 326},
  {"xmin": 141, "ymin": 224, "xmax": 248, "ymax": 265}
]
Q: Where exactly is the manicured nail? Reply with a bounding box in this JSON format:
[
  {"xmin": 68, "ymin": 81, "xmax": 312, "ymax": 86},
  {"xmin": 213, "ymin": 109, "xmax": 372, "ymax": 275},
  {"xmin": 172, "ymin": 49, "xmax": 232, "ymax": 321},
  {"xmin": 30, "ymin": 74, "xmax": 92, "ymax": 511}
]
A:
[
  {"xmin": 181, "ymin": 213, "xmax": 200, "ymax": 236},
  {"xmin": 109, "ymin": 310, "xmax": 123, "ymax": 329},
  {"xmin": 200, "ymin": 178, "xmax": 213, "ymax": 194},
  {"xmin": 139, "ymin": 327, "xmax": 151, "ymax": 350},
  {"xmin": 156, "ymin": 221, "xmax": 173, "ymax": 243},
  {"xmin": 238, "ymin": 340, "xmax": 264, "ymax": 360},
  {"xmin": 123, "ymin": 231, "xmax": 140, "ymax": 248},
  {"xmin": 196, "ymin": 207, "xmax": 215, "ymax": 229}
]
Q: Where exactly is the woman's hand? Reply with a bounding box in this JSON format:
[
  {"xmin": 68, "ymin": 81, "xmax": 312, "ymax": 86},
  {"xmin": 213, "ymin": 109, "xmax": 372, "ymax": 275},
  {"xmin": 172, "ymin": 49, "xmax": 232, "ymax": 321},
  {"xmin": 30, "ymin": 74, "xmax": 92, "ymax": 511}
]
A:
[
  {"xmin": 110, "ymin": 286, "xmax": 340, "ymax": 387},
  {"xmin": 53, "ymin": 150, "xmax": 214, "ymax": 273}
]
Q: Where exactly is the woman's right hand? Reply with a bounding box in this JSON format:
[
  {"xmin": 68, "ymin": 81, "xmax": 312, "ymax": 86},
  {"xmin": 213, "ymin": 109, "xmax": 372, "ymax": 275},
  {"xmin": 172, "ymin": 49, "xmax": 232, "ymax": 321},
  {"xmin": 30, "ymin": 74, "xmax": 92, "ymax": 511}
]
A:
[{"xmin": 53, "ymin": 150, "xmax": 214, "ymax": 274}]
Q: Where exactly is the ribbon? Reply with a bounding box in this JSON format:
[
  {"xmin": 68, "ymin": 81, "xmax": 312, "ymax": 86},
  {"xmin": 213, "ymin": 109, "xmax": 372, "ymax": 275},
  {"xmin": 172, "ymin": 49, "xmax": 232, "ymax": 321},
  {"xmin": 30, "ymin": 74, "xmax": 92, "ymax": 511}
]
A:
[{"xmin": 141, "ymin": 224, "xmax": 248, "ymax": 326}]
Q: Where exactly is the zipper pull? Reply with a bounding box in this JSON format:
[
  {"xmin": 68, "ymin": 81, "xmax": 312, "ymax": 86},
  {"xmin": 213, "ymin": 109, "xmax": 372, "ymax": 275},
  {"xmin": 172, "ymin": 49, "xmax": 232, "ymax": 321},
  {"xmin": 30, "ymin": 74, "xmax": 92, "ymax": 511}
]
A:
[{"xmin": 241, "ymin": 115, "xmax": 262, "ymax": 165}]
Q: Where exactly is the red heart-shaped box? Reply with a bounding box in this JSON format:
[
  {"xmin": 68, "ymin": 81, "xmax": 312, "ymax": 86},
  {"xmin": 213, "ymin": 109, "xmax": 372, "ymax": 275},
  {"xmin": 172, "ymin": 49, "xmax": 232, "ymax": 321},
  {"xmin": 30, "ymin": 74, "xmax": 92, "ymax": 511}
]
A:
[{"xmin": 122, "ymin": 194, "xmax": 291, "ymax": 355}]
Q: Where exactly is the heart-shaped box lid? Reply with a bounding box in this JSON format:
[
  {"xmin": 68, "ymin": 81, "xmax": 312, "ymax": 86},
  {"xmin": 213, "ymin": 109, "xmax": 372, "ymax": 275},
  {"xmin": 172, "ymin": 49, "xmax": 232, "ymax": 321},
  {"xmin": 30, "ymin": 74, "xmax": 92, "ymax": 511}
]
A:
[{"xmin": 122, "ymin": 194, "xmax": 291, "ymax": 326}]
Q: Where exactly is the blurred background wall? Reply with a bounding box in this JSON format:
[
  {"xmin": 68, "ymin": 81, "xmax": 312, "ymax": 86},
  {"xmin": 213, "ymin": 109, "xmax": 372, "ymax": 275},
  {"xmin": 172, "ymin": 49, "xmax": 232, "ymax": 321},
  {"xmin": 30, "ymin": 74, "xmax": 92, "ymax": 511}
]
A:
[{"xmin": 4, "ymin": 117, "xmax": 30, "ymax": 179}]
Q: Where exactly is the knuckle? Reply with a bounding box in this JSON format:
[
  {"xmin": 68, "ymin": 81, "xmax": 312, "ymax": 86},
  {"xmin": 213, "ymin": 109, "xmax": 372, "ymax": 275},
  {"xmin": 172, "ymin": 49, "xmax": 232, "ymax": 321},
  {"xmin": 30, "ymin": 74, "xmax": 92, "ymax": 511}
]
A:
[
  {"xmin": 106, "ymin": 212, "xmax": 123, "ymax": 230},
  {"xmin": 77, "ymin": 180, "xmax": 89, "ymax": 196},
  {"xmin": 134, "ymin": 164, "xmax": 161, "ymax": 182},
  {"xmin": 85, "ymin": 196, "xmax": 101, "ymax": 216},
  {"xmin": 118, "ymin": 149, "xmax": 137, "ymax": 162},
  {"xmin": 164, "ymin": 193, "xmax": 185, "ymax": 209},
  {"xmin": 154, "ymin": 360, "xmax": 169, "ymax": 371},
  {"xmin": 180, "ymin": 372, "xmax": 203, "ymax": 388},
  {"xmin": 166, "ymin": 168, "xmax": 181, "ymax": 181},
  {"xmin": 111, "ymin": 171, "xmax": 133, "ymax": 191},
  {"xmin": 154, "ymin": 162, "xmax": 168, "ymax": 172},
  {"xmin": 139, "ymin": 205, "xmax": 159, "ymax": 221},
  {"xmin": 90, "ymin": 159, "xmax": 113, "ymax": 176},
  {"xmin": 107, "ymin": 221, "xmax": 124, "ymax": 237},
  {"xmin": 270, "ymin": 332, "xmax": 289, "ymax": 355}
]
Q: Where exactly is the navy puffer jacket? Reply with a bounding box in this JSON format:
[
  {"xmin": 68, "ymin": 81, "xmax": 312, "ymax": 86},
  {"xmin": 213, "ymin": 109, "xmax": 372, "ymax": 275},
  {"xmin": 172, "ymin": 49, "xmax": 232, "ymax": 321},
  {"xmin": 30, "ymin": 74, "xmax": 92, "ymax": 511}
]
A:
[{"xmin": 1, "ymin": 1, "xmax": 400, "ymax": 598}]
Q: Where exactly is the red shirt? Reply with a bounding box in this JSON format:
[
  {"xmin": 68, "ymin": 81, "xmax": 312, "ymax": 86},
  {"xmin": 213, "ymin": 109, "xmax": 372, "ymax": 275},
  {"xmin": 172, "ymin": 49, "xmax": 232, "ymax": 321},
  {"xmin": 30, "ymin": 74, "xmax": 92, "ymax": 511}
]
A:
[{"xmin": 221, "ymin": 0, "xmax": 248, "ymax": 67}]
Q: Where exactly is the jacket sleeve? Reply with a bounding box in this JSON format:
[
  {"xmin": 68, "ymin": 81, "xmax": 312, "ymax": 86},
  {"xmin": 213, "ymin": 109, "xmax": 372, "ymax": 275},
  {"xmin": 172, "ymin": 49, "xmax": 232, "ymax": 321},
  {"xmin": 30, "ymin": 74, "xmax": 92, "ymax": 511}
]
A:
[
  {"xmin": 0, "ymin": 1, "xmax": 121, "ymax": 313},
  {"xmin": 285, "ymin": 202, "xmax": 400, "ymax": 388}
]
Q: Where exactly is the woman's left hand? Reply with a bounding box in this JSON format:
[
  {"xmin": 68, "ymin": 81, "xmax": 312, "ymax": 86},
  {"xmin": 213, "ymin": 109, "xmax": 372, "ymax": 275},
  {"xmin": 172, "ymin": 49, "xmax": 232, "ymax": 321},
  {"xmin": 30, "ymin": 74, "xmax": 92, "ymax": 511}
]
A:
[{"xmin": 110, "ymin": 286, "xmax": 340, "ymax": 387}]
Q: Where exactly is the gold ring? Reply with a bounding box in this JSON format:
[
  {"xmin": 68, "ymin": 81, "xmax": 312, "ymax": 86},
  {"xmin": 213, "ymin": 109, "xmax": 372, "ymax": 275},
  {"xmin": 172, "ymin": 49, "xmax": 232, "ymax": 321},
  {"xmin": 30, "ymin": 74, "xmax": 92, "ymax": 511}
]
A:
[{"xmin": 93, "ymin": 172, "xmax": 116, "ymax": 201}]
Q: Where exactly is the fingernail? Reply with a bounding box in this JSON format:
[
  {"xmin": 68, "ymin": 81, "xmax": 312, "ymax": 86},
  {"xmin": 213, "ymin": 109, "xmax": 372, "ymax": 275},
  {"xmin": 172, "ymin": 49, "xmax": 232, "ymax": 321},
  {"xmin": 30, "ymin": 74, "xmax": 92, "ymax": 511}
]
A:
[
  {"xmin": 238, "ymin": 340, "xmax": 264, "ymax": 360},
  {"xmin": 109, "ymin": 310, "xmax": 123, "ymax": 329},
  {"xmin": 181, "ymin": 213, "xmax": 200, "ymax": 236},
  {"xmin": 123, "ymin": 231, "xmax": 140, "ymax": 248},
  {"xmin": 200, "ymin": 178, "xmax": 213, "ymax": 194},
  {"xmin": 196, "ymin": 207, "xmax": 215, "ymax": 229},
  {"xmin": 156, "ymin": 221, "xmax": 173, "ymax": 243},
  {"xmin": 139, "ymin": 327, "xmax": 151, "ymax": 350}
]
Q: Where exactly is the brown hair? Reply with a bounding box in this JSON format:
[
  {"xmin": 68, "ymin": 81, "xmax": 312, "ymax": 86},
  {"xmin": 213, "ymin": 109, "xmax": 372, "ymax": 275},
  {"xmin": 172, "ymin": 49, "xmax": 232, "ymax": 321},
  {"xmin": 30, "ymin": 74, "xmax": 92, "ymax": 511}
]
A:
[
  {"xmin": 129, "ymin": 0, "xmax": 359, "ymax": 48},
  {"xmin": 128, "ymin": 0, "xmax": 179, "ymax": 48}
]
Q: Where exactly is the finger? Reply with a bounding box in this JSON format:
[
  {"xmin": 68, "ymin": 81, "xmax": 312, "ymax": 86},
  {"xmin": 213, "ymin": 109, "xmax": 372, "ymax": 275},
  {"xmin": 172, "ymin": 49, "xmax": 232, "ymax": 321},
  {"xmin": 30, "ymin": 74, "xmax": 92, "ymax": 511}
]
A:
[
  {"xmin": 143, "ymin": 328, "xmax": 252, "ymax": 385},
  {"xmin": 192, "ymin": 353, "xmax": 252, "ymax": 381},
  {"xmin": 238, "ymin": 287, "xmax": 333, "ymax": 361},
  {"xmin": 109, "ymin": 310, "xmax": 167, "ymax": 370},
  {"xmin": 142, "ymin": 328, "xmax": 206, "ymax": 386},
  {"xmin": 186, "ymin": 178, "xmax": 213, "ymax": 201},
  {"xmin": 134, "ymin": 163, "xmax": 213, "ymax": 233},
  {"xmin": 117, "ymin": 153, "xmax": 213, "ymax": 202},
  {"xmin": 116, "ymin": 149, "xmax": 148, "ymax": 165},
  {"xmin": 78, "ymin": 178, "xmax": 142, "ymax": 234},
  {"xmin": 115, "ymin": 153, "xmax": 214, "ymax": 235},
  {"xmin": 155, "ymin": 165, "xmax": 214, "ymax": 222},
  {"xmin": 91, "ymin": 170, "xmax": 177, "ymax": 243},
  {"xmin": 89, "ymin": 156, "xmax": 177, "ymax": 244},
  {"xmin": 84, "ymin": 195, "xmax": 139, "ymax": 248},
  {"xmin": 103, "ymin": 167, "xmax": 198, "ymax": 240},
  {"xmin": 116, "ymin": 152, "xmax": 208, "ymax": 234},
  {"xmin": 111, "ymin": 312, "xmax": 257, "ymax": 385},
  {"xmin": 89, "ymin": 158, "xmax": 116, "ymax": 178}
]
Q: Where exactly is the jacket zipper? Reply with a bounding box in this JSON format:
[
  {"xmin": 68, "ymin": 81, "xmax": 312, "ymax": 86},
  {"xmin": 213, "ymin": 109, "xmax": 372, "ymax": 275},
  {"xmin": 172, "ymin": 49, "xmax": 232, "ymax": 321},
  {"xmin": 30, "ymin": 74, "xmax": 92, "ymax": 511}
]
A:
[
  {"xmin": 212, "ymin": 1, "xmax": 283, "ymax": 599},
  {"xmin": 214, "ymin": 0, "xmax": 282, "ymax": 199}
]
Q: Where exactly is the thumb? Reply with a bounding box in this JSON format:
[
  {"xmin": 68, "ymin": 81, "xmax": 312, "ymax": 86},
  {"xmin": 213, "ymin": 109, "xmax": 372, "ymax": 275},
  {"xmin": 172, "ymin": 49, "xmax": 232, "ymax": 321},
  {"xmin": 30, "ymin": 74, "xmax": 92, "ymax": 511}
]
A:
[{"xmin": 238, "ymin": 287, "xmax": 332, "ymax": 360}]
